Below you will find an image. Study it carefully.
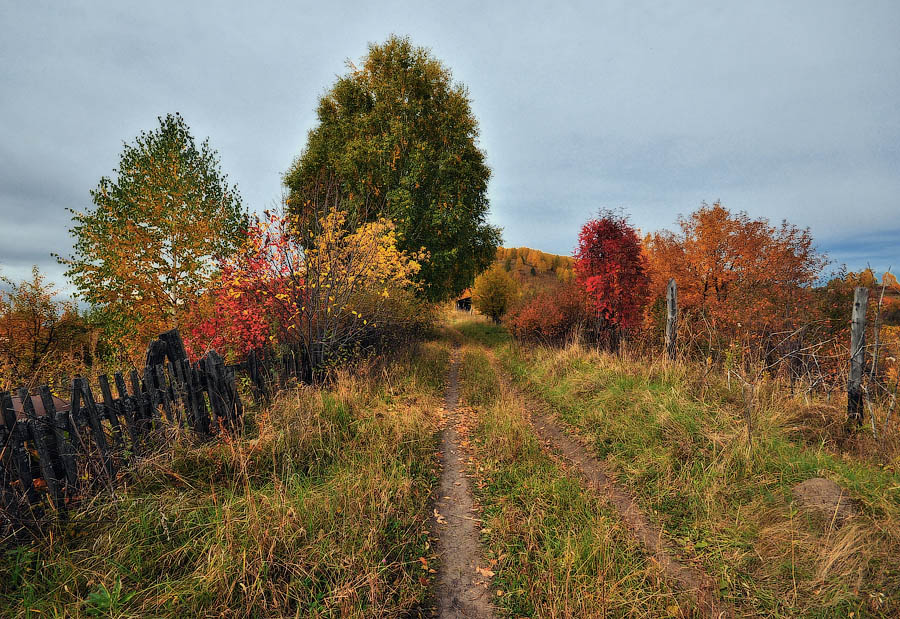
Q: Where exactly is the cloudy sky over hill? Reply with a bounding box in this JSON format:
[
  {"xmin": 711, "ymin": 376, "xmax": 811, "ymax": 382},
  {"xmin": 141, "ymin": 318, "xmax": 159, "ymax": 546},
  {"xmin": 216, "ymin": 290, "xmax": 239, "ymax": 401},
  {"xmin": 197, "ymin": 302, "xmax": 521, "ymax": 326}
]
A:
[{"xmin": 2, "ymin": 1, "xmax": 898, "ymax": 291}]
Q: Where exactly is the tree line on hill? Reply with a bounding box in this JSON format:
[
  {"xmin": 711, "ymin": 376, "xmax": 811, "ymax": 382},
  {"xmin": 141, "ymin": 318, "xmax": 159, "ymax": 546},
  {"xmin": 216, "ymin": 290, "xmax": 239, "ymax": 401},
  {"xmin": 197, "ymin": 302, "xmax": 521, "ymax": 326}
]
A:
[{"xmin": 474, "ymin": 206, "xmax": 900, "ymax": 408}]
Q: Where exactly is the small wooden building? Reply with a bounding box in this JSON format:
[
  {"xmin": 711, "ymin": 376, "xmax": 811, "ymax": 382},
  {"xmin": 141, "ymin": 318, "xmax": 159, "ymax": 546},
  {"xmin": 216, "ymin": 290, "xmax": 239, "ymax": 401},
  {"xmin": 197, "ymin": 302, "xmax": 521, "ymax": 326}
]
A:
[{"xmin": 456, "ymin": 289, "xmax": 472, "ymax": 312}]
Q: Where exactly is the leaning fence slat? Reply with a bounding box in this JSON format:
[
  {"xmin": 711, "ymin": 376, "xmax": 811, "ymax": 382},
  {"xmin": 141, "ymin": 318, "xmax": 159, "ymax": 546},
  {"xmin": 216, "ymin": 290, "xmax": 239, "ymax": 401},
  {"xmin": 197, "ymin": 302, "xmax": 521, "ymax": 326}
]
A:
[
  {"xmin": 1, "ymin": 391, "xmax": 39, "ymax": 509},
  {"xmin": 154, "ymin": 364, "xmax": 175, "ymax": 424},
  {"xmin": 38, "ymin": 386, "xmax": 78, "ymax": 490},
  {"xmin": 113, "ymin": 372, "xmax": 140, "ymax": 447},
  {"xmin": 177, "ymin": 359, "xmax": 195, "ymax": 430},
  {"xmin": 227, "ymin": 365, "xmax": 244, "ymax": 428},
  {"xmin": 98, "ymin": 374, "xmax": 125, "ymax": 450},
  {"xmin": 18, "ymin": 388, "xmax": 64, "ymax": 511},
  {"xmin": 165, "ymin": 361, "xmax": 184, "ymax": 426},
  {"xmin": 130, "ymin": 369, "xmax": 155, "ymax": 436},
  {"xmin": 203, "ymin": 353, "xmax": 227, "ymax": 431},
  {"xmin": 78, "ymin": 379, "xmax": 117, "ymax": 479},
  {"xmin": 191, "ymin": 364, "xmax": 211, "ymax": 436},
  {"xmin": 0, "ymin": 411, "xmax": 21, "ymax": 522},
  {"xmin": 142, "ymin": 366, "xmax": 164, "ymax": 429}
]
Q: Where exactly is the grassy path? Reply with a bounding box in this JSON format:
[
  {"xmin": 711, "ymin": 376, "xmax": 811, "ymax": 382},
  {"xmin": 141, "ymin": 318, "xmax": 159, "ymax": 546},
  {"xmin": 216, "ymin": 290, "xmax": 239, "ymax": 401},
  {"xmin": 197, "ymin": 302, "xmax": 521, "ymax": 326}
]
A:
[
  {"xmin": 432, "ymin": 348, "xmax": 496, "ymax": 617},
  {"xmin": 453, "ymin": 333, "xmax": 688, "ymax": 617},
  {"xmin": 490, "ymin": 354, "xmax": 729, "ymax": 617},
  {"xmin": 454, "ymin": 315, "xmax": 900, "ymax": 617}
]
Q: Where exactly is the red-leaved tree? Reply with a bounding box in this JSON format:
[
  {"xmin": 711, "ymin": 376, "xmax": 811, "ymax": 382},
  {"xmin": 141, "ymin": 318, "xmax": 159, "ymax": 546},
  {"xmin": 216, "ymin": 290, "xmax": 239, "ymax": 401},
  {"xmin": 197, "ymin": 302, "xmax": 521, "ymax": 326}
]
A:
[
  {"xmin": 574, "ymin": 210, "xmax": 651, "ymax": 330},
  {"xmin": 183, "ymin": 213, "xmax": 300, "ymax": 361}
]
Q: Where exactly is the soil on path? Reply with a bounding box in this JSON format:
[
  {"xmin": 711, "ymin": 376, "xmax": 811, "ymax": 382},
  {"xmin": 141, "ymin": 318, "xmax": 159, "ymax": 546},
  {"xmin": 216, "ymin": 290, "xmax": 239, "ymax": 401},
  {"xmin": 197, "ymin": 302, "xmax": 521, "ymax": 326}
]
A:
[
  {"xmin": 491, "ymin": 357, "xmax": 732, "ymax": 619},
  {"xmin": 432, "ymin": 351, "xmax": 495, "ymax": 618}
]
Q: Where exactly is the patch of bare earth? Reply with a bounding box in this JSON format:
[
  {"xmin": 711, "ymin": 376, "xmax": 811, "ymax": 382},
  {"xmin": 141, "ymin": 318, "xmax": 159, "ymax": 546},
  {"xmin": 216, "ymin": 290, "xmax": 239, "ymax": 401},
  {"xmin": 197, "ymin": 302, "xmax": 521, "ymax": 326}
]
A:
[
  {"xmin": 492, "ymin": 357, "xmax": 732, "ymax": 619},
  {"xmin": 432, "ymin": 352, "xmax": 495, "ymax": 618}
]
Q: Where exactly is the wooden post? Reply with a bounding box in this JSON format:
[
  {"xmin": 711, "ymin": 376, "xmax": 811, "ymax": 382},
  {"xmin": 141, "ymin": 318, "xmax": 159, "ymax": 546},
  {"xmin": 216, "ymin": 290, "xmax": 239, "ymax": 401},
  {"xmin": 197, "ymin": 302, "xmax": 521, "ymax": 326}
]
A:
[
  {"xmin": 665, "ymin": 278, "xmax": 678, "ymax": 360},
  {"xmin": 18, "ymin": 388, "xmax": 64, "ymax": 511},
  {"xmin": 848, "ymin": 286, "xmax": 869, "ymax": 426},
  {"xmin": 38, "ymin": 386, "xmax": 78, "ymax": 489},
  {"xmin": 1, "ymin": 391, "xmax": 39, "ymax": 509}
]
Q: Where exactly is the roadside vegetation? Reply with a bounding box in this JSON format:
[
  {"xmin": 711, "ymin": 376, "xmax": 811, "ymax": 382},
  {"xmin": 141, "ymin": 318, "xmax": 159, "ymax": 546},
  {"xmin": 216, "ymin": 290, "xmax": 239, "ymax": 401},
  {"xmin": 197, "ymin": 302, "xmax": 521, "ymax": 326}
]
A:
[
  {"xmin": 457, "ymin": 344, "xmax": 688, "ymax": 617},
  {"xmin": 457, "ymin": 314, "xmax": 900, "ymax": 616},
  {"xmin": 0, "ymin": 343, "xmax": 447, "ymax": 617}
]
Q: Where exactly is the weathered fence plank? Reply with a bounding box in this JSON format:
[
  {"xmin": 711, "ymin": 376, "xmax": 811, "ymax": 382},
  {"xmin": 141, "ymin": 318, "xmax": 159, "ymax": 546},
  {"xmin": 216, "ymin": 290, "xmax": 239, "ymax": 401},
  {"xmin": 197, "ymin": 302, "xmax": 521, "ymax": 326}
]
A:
[
  {"xmin": 78, "ymin": 379, "xmax": 117, "ymax": 479},
  {"xmin": 1, "ymin": 391, "xmax": 39, "ymax": 510},
  {"xmin": 18, "ymin": 388, "xmax": 64, "ymax": 511},
  {"xmin": 665, "ymin": 278, "xmax": 678, "ymax": 360},
  {"xmin": 848, "ymin": 286, "xmax": 869, "ymax": 425},
  {"xmin": 98, "ymin": 374, "xmax": 125, "ymax": 450},
  {"xmin": 38, "ymin": 386, "xmax": 78, "ymax": 490},
  {"xmin": 0, "ymin": 328, "xmax": 255, "ymax": 534},
  {"xmin": 113, "ymin": 371, "xmax": 140, "ymax": 448}
]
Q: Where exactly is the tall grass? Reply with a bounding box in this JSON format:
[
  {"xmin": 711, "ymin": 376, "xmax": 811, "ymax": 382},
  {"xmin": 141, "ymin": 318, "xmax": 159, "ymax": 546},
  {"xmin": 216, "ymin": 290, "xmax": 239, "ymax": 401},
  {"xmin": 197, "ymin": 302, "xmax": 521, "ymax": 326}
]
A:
[
  {"xmin": 494, "ymin": 337, "xmax": 900, "ymax": 616},
  {"xmin": 0, "ymin": 342, "xmax": 449, "ymax": 618},
  {"xmin": 458, "ymin": 346, "xmax": 688, "ymax": 617}
]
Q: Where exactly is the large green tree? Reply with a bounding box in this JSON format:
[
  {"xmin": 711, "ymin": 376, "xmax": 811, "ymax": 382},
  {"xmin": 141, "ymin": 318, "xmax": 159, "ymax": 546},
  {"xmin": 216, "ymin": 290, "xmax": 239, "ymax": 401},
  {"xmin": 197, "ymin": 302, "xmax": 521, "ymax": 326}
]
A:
[
  {"xmin": 285, "ymin": 36, "xmax": 501, "ymax": 301},
  {"xmin": 58, "ymin": 113, "xmax": 246, "ymax": 350}
]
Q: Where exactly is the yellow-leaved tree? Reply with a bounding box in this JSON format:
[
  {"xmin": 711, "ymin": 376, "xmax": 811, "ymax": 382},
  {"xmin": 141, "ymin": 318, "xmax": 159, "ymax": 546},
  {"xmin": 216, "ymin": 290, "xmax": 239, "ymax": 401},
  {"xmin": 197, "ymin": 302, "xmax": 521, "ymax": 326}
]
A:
[
  {"xmin": 184, "ymin": 182, "xmax": 427, "ymax": 378},
  {"xmin": 58, "ymin": 113, "xmax": 246, "ymax": 361}
]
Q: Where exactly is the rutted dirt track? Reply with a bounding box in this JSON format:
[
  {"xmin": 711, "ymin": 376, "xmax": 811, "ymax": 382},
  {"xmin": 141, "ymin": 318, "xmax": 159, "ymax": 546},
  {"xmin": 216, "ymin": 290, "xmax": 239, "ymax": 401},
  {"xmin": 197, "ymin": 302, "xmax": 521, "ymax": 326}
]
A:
[
  {"xmin": 432, "ymin": 351, "xmax": 495, "ymax": 618},
  {"xmin": 490, "ymin": 355, "xmax": 732, "ymax": 619}
]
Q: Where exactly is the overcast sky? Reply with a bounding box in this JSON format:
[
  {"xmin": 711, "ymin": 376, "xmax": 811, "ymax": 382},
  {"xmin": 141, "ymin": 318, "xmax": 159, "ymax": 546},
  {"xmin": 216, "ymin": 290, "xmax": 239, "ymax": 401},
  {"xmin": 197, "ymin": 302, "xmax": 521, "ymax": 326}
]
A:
[{"xmin": 2, "ymin": 1, "xmax": 898, "ymax": 294}]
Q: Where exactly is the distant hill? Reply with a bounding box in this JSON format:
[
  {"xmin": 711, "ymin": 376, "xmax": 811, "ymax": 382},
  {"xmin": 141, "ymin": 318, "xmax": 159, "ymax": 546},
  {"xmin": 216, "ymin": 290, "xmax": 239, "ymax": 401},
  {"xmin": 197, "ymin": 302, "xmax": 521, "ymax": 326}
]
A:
[{"xmin": 494, "ymin": 247, "xmax": 574, "ymax": 293}]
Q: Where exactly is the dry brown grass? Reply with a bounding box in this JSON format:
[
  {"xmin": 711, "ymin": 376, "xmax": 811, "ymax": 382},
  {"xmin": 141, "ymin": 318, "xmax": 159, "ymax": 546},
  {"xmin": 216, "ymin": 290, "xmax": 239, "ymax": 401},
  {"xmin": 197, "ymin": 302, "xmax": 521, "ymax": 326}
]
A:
[{"xmin": 0, "ymin": 342, "xmax": 449, "ymax": 618}]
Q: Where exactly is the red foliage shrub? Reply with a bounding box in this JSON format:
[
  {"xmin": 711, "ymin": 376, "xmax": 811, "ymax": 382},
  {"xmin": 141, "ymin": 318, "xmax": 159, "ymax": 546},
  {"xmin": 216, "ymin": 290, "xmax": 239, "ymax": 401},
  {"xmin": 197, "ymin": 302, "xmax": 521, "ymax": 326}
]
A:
[
  {"xmin": 182, "ymin": 263, "xmax": 286, "ymax": 362},
  {"xmin": 507, "ymin": 283, "xmax": 589, "ymax": 343},
  {"xmin": 574, "ymin": 211, "xmax": 651, "ymax": 330},
  {"xmin": 182, "ymin": 214, "xmax": 300, "ymax": 362}
]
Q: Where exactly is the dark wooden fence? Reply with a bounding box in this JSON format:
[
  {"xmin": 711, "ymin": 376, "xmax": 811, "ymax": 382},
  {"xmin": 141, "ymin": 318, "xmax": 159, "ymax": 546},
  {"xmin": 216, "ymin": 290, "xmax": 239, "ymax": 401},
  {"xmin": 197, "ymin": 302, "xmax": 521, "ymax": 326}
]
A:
[{"xmin": 0, "ymin": 329, "xmax": 303, "ymax": 536}]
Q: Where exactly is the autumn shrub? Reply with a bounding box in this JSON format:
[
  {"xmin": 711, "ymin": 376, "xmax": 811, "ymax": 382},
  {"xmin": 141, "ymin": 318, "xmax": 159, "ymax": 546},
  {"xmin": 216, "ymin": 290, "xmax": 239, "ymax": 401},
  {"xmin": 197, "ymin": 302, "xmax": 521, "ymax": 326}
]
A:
[
  {"xmin": 0, "ymin": 266, "xmax": 96, "ymax": 390},
  {"xmin": 473, "ymin": 264, "xmax": 518, "ymax": 323},
  {"xmin": 183, "ymin": 188, "xmax": 428, "ymax": 376},
  {"xmin": 507, "ymin": 282, "xmax": 589, "ymax": 344},
  {"xmin": 645, "ymin": 202, "xmax": 827, "ymax": 364},
  {"xmin": 342, "ymin": 287, "xmax": 437, "ymax": 356},
  {"xmin": 575, "ymin": 210, "xmax": 651, "ymax": 331}
]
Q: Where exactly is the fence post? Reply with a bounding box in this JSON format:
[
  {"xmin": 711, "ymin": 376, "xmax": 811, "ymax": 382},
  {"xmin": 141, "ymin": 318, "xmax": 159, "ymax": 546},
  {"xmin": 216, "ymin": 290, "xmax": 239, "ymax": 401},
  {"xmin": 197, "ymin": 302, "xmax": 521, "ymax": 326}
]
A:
[
  {"xmin": 1, "ymin": 391, "xmax": 39, "ymax": 509},
  {"xmin": 848, "ymin": 286, "xmax": 869, "ymax": 426},
  {"xmin": 18, "ymin": 388, "xmax": 64, "ymax": 511},
  {"xmin": 665, "ymin": 278, "xmax": 678, "ymax": 360}
]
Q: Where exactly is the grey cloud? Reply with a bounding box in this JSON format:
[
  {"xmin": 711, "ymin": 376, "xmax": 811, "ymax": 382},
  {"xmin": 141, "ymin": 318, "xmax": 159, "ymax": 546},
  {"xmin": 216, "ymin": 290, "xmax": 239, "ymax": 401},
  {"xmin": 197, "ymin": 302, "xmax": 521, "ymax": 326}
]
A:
[{"xmin": 2, "ymin": 0, "xmax": 898, "ymax": 294}]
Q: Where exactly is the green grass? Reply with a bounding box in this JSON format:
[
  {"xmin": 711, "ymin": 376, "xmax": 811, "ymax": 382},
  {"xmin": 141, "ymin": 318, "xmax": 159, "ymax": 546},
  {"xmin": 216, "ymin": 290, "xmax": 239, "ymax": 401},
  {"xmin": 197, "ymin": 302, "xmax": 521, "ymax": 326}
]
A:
[
  {"xmin": 0, "ymin": 342, "xmax": 449, "ymax": 618},
  {"xmin": 457, "ymin": 347, "xmax": 689, "ymax": 617},
  {"xmin": 474, "ymin": 328, "xmax": 900, "ymax": 617},
  {"xmin": 452, "ymin": 314, "xmax": 510, "ymax": 348}
]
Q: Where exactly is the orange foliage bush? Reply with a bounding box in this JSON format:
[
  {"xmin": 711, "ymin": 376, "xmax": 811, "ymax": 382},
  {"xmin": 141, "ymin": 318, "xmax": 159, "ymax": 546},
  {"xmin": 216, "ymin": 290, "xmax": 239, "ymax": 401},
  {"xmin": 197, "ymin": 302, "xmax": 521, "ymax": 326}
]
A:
[
  {"xmin": 507, "ymin": 283, "xmax": 589, "ymax": 343},
  {"xmin": 645, "ymin": 202, "xmax": 828, "ymax": 348}
]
